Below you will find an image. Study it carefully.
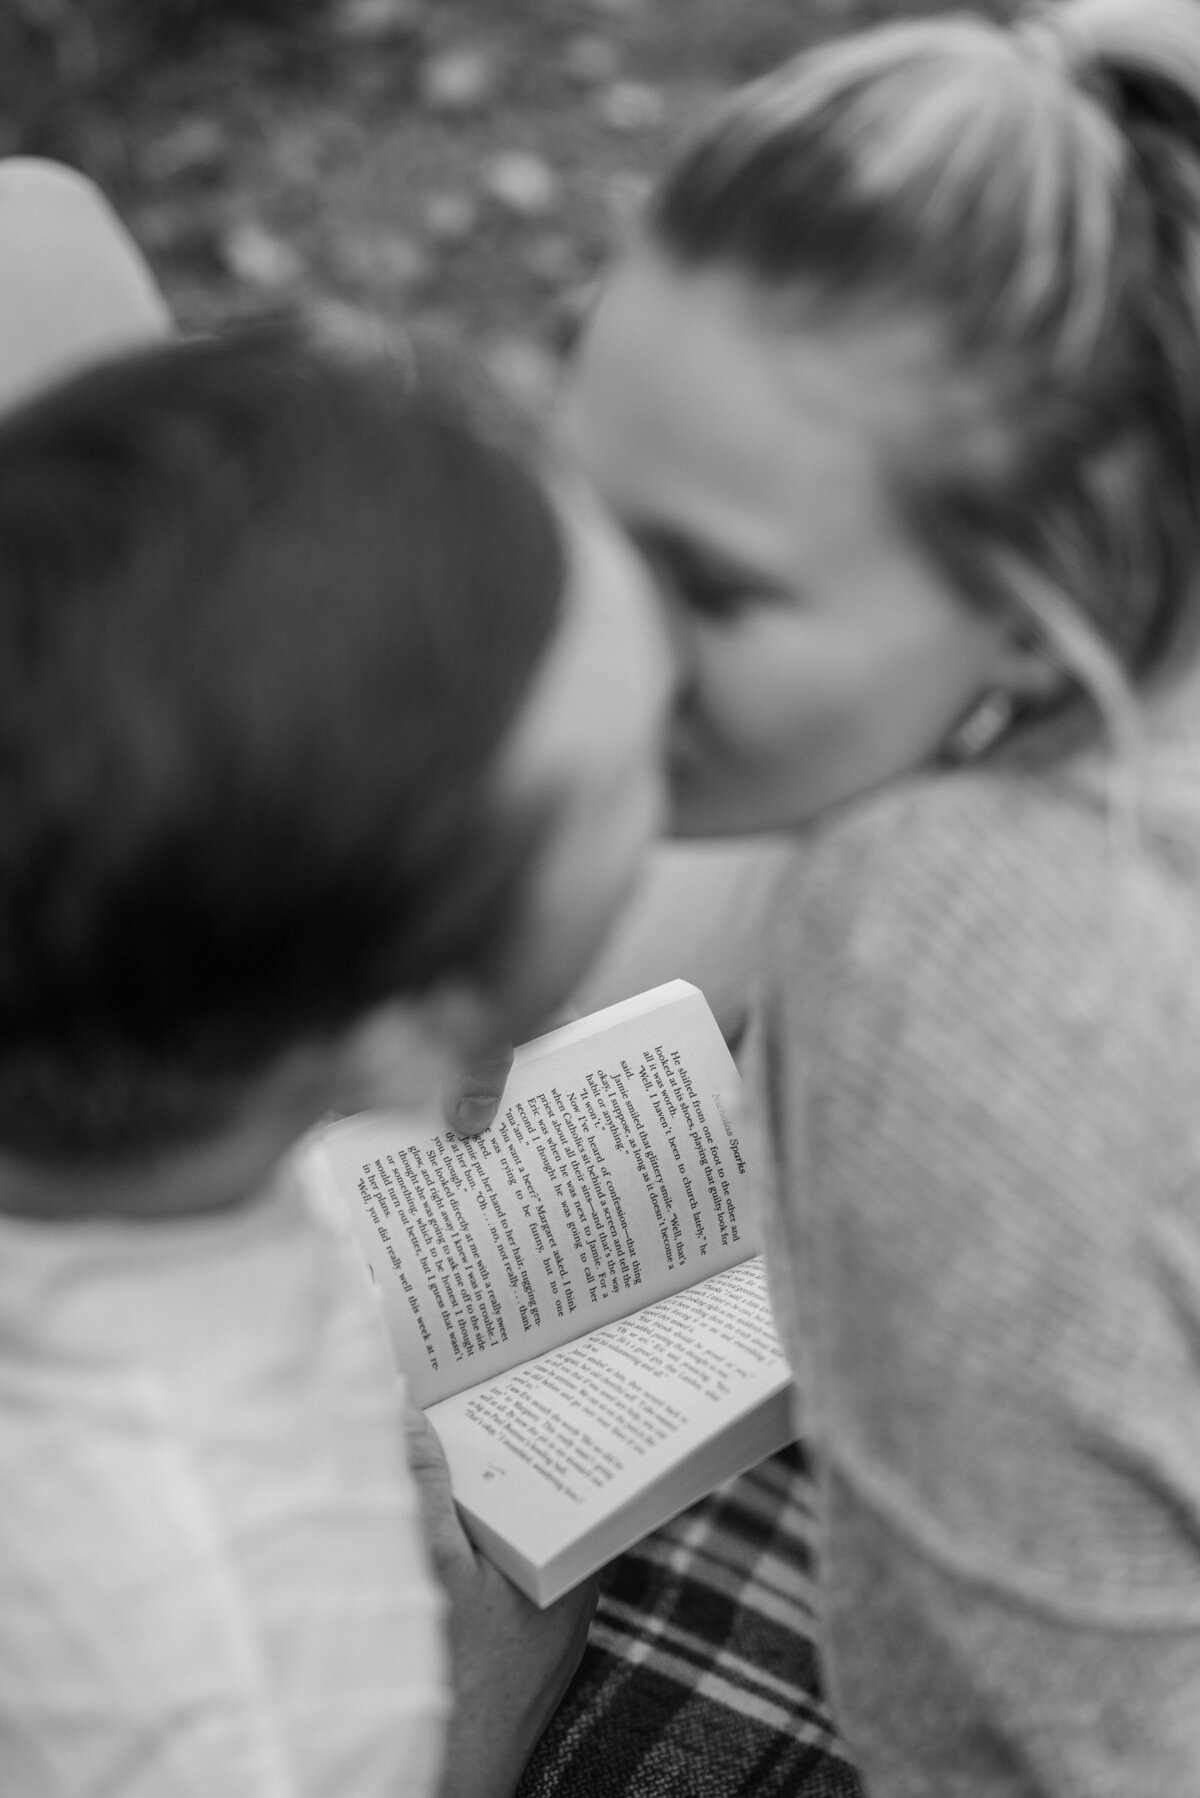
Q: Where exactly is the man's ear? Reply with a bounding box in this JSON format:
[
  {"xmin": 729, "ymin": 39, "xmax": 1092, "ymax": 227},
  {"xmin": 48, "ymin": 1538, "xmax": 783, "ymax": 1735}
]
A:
[{"xmin": 328, "ymin": 984, "xmax": 506, "ymax": 1120}]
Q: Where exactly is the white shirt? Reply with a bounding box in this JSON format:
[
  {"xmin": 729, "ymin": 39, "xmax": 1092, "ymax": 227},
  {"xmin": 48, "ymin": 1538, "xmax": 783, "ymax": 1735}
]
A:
[{"xmin": 0, "ymin": 1158, "xmax": 448, "ymax": 1797}]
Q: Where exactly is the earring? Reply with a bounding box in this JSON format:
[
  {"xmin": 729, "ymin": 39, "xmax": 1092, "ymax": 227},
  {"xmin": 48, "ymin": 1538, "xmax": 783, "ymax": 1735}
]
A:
[{"xmin": 941, "ymin": 688, "xmax": 1016, "ymax": 764}]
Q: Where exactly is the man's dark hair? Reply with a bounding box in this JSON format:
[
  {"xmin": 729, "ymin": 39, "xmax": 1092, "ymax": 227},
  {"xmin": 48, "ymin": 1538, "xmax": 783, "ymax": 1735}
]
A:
[{"xmin": 0, "ymin": 328, "xmax": 564, "ymax": 1161}]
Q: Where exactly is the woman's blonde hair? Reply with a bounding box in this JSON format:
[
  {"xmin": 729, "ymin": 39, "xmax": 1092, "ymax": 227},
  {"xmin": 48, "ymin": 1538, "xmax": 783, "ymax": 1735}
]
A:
[{"xmin": 646, "ymin": 0, "xmax": 1200, "ymax": 766}]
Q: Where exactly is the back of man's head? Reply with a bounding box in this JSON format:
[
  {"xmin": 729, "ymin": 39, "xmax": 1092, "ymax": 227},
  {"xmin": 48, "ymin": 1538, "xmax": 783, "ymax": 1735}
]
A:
[{"xmin": 0, "ymin": 328, "xmax": 564, "ymax": 1164}]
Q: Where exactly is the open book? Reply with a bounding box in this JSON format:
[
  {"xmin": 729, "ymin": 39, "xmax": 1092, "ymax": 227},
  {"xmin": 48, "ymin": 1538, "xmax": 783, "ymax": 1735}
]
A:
[{"xmin": 302, "ymin": 980, "xmax": 796, "ymax": 1606}]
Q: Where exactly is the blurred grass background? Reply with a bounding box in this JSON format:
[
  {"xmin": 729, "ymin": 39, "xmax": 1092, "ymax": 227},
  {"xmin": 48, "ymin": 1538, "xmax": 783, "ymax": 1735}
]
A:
[{"xmin": 0, "ymin": 0, "xmax": 1020, "ymax": 404}]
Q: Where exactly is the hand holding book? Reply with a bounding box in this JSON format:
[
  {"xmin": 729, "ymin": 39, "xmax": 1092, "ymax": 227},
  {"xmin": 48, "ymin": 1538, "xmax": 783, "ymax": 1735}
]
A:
[
  {"xmin": 405, "ymin": 1407, "xmax": 597, "ymax": 1798},
  {"xmin": 301, "ymin": 982, "xmax": 796, "ymax": 1605}
]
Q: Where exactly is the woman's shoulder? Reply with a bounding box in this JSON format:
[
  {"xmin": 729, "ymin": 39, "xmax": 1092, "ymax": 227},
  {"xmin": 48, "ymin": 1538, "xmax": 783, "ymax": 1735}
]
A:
[
  {"xmin": 766, "ymin": 762, "xmax": 1200, "ymax": 1135},
  {"xmin": 781, "ymin": 758, "xmax": 1097, "ymax": 891},
  {"xmin": 774, "ymin": 760, "xmax": 1198, "ymax": 974},
  {"xmin": 761, "ymin": 770, "xmax": 1200, "ymax": 1616}
]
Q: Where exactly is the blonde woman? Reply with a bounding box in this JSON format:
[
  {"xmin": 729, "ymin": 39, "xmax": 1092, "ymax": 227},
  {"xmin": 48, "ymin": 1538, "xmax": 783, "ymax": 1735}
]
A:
[{"xmin": 561, "ymin": 1, "xmax": 1200, "ymax": 1789}]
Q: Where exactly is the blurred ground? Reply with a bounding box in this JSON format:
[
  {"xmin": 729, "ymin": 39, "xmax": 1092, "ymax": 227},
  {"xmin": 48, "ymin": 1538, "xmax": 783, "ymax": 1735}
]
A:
[{"xmin": 0, "ymin": 0, "xmax": 1017, "ymax": 409}]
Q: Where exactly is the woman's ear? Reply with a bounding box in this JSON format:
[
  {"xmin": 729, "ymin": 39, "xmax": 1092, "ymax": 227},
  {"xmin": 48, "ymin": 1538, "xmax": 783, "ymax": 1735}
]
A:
[
  {"xmin": 328, "ymin": 984, "xmax": 508, "ymax": 1120},
  {"xmin": 993, "ymin": 635, "xmax": 1069, "ymax": 710},
  {"xmin": 942, "ymin": 616, "xmax": 1070, "ymax": 764}
]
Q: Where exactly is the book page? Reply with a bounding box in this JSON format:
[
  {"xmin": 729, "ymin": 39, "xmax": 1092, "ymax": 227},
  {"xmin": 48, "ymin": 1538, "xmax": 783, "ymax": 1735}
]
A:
[
  {"xmin": 311, "ymin": 982, "xmax": 757, "ymax": 1407},
  {"xmin": 429, "ymin": 1256, "xmax": 793, "ymax": 1598}
]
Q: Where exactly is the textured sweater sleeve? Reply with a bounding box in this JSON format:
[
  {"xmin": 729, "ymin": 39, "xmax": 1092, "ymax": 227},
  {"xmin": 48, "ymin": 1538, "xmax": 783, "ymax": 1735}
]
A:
[{"xmin": 759, "ymin": 768, "xmax": 1200, "ymax": 1797}]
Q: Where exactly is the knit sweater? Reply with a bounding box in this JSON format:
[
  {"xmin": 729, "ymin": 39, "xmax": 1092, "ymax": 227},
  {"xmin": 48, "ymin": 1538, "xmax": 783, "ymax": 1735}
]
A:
[{"xmin": 745, "ymin": 704, "xmax": 1200, "ymax": 1796}]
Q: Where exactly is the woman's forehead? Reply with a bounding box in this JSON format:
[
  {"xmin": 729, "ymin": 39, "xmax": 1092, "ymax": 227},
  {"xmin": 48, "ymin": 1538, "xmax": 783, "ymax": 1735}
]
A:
[
  {"xmin": 567, "ymin": 250, "xmax": 944, "ymax": 491},
  {"xmin": 565, "ymin": 256, "xmax": 942, "ymax": 589}
]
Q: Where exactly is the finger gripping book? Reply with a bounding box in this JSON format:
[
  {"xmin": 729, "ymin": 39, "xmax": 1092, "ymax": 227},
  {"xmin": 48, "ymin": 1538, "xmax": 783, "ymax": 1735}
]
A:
[{"xmin": 303, "ymin": 981, "xmax": 796, "ymax": 1605}]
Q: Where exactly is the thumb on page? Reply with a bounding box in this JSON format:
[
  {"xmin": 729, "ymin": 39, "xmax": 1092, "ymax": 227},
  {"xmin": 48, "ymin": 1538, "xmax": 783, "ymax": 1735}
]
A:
[
  {"xmin": 441, "ymin": 1045, "xmax": 514, "ymax": 1137},
  {"xmin": 442, "ymin": 1002, "xmax": 583, "ymax": 1137}
]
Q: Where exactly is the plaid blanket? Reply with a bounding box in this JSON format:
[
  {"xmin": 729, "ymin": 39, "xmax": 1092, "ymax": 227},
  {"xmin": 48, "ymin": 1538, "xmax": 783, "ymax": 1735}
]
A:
[{"xmin": 517, "ymin": 1443, "xmax": 864, "ymax": 1798}]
